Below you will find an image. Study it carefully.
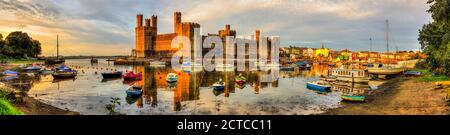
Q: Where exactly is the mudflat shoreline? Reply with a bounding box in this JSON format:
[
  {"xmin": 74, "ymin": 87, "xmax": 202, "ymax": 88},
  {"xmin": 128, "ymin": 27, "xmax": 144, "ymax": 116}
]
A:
[
  {"xmin": 1, "ymin": 86, "xmax": 79, "ymax": 115},
  {"xmin": 323, "ymin": 77, "xmax": 450, "ymax": 115}
]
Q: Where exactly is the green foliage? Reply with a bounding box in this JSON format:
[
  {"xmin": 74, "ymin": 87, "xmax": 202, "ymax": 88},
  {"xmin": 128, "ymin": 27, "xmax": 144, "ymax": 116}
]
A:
[
  {"xmin": 411, "ymin": 69, "xmax": 450, "ymax": 82},
  {"xmin": 0, "ymin": 90, "xmax": 24, "ymax": 115},
  {"xmin": 105, "ymin": 97, "xmax": 121, "ymax": 115},
  {"xmin": 418, "ymin": 0, "xmax": 450, "ymax": 76},
  {"xmin": 1, "ymin": 31, "xmax": 42, "ymax": 58}
]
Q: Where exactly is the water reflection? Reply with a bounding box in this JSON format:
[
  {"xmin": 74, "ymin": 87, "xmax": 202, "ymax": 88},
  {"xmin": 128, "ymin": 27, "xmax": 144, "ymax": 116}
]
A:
[{"xmin": 5, "ymin": 59, "xmax": 344, "ymax": 115}]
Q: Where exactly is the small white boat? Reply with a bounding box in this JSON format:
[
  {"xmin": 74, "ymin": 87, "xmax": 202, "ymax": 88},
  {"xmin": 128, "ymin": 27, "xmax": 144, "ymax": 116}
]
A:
[{"xmin": 166, "ymin": 73, "xmax": 178, "ymax": 83}]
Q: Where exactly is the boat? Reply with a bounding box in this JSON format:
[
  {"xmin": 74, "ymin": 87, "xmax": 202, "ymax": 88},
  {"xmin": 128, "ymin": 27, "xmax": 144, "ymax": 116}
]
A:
[
  {"xmin": 235, "ymin": 73, "xmax": 246, "ymax": 84},
  {"xmin": 52, "ymin": 66, "xmax": 77, "ymax": 79},
  {"xmin": 212, "ymin": 79, "xmax": 225, "ymax": 91},
  {"xmin": 296, "ymin": 61, "xmax": 312, "ymax": 70},
  {"xmin": 52, "ymin": 71, "xmax": 77, "ymax": 79},
  {"xmin": 101, "ymin": 71, "xmax": 123, "ymax": 79},
  {"xmin": 306, "ymin": 81, "xmax": 331, "ymax": 92},
  {"xmin": 404, "ymin": 70, "xmax": 422, "ymax": 77},
  {"xmin": 126, "ymin": 84, "xmax": 143, "ymax": 97},
  {"xmin": 166, "ymin": 73, "xmax": 178, "ymax": 83},
  {"xmin": 368, "ymin": 66, "xmax": 404, "ymax": 75},
  {"xmin": 215, "ymin": 64, "xmax": 235, "ymax": 72},
  {"xmin": 25, "ymin": 65, "xmax": 42, "ymax": 71},
  {"xmin": 435, "ymin": 81, "xmax": 450, "ymax": 87},
  {"xmin": 45, "ymin": 35, "xmax": 65, "ymax": 65},
  {"xmin": 330, "ymin": 69, "xmax": 371, "ymax": 83},
  {"xmin": 2, "ymin": 70, "xmax": 19, "ymax": 76},
  {"xmin": 122, "ymin": 72, "xmax": 142, "ymax": 81},
  {"xmin": 90, "ymin": 57, "xmax": 98, "ymax": 63},
  {"xmin": 280, "ymin": 67, "xmax": 295, "ymax": 71},
  {"xmin": 38, "ymin": 68, "xmax": 54, "ymax": 74},
  {"xmin": 367, "ymin": 21, "xmax": 405, "ymax": 76},
  {"xmin": 341, "ymin": 95, "xmax": 365, "ymax": 102},
  {"xmin": 235, "ymin": 82, "xmax": 246, "ymax": 89}
]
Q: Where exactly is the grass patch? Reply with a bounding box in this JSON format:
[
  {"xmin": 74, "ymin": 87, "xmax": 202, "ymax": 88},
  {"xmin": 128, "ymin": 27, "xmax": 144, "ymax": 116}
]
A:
[
  {"xmin": 1, "ymin": 58, "xmax": 44, "ymax": 65},
  {"xmin": 0, "ymin": 90, "xmax": 24, "ymax": 115},
  {"xmin": 0, "ymin": 99, "xmax": 23, "ymax": 115},
  {"xmin": 410, "ymin": 69, "xmax": 450, "ymax": 82}
]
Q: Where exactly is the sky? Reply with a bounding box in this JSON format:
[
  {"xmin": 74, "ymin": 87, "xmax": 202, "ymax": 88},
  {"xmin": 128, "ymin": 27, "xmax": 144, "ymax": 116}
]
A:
[{"xmin": 0, "ymin": 0, "xmax": 432, "ymax": 56}]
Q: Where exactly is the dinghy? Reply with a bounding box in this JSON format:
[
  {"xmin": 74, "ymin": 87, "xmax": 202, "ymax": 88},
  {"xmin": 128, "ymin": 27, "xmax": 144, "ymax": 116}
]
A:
[
  {"xmin": 235, "ymin": 73, "xmax": 246, "ymax": 84},
  {"xmin": 101, "ymin": 71, "xmax": 123, "ymax": 79},
  {"xmin": 306, "ymin": 81, "xmax": 331, "ymax": 92},
  {"xmin": 341, "ymin": 95, "xmax": 365, "ymax": 102},
  {"xmin": 2, "ymin": 70, "xmax": 19, "ymax": 76},
  {"xmin": 212, "ymin": 79, "xmax": 225, "ymax": 91},
  {"xmin": 126, "ymin": 84, "xmax": 143, "ymax": 97},
  {"xmin": 166, "ymin": 73, "xmax": 178, "ymax": 83},
  {"xmin": 123, "ymin": 72, "xmax": 142, "ymax": 81}
]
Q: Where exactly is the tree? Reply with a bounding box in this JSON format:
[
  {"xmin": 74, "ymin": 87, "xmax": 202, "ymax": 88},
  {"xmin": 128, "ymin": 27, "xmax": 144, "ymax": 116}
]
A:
[
  {"xmin": 4, "ymin": 31, "xmax": 42, "ymax": 58},
  {"xmin": 418, "ymin": 0, "xmax": 450, "ymax": 75}
]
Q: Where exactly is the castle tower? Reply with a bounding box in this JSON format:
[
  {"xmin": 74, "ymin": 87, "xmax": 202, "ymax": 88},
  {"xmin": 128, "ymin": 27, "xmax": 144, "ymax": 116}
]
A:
[
  {"xmin": 174, "ymin": 12, "xmax": 182, "ymax": 34},
  {"xmin": 136, "ymin": 14, "xmax": 143, "ymax": 27},
  {"xmin": 151, "ymin": 15, "xmax": 158, "ymax": 31},
  {"xmin": 151, "ymin": 15, "xmax": 158, "ymax": 53},
  {"xmin": 145, "ymin": 18, "xmax": 151, "ymax": 28},
  {"xmin": 256, "ymin": 30, "xmax": 261, "ymax": 59}
]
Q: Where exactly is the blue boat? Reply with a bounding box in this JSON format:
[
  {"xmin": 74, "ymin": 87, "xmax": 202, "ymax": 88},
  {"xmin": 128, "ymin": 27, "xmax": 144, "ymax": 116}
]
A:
[
  {"xmin": 306, "ymin": 81, "xmax": 331, "ymax": 92},
  {"xmin": 280, "ymin": 67, "xmax": 295, "ymax": 71},
  {"xmin": 405, "ymin": 71, "xmax": 422, "ymax": 77},
  {"xmin": 2, "ymin": 70, "xmax": 19, "ymax": 76},
  {"xmin": 126, "ymin": 86, "xmax": 142, "ymax": 97},
  {"xmin": 212, "ymin": 79, "xmax": 225, "ymax": 91}
]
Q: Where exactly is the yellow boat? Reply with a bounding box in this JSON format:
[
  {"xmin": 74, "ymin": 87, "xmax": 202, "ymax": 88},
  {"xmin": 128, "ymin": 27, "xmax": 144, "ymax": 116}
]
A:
[
  {"xmin": 435, "ymin": 81, "xmax": 450, "ymax": 87},
  {"xmin": 368, "ymin": 67, "xmax": 404, "ymax": 75}
]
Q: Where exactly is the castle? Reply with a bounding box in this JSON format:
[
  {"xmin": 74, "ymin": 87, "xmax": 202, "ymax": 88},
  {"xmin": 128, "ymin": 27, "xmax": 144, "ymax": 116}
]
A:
[
  {"xmin": 134, "ymin": 12, "xmax": 271, "ymax": 61},
  {"xmin": 134, "ymin": 12, "xmax": 200, "ymax": 58}
]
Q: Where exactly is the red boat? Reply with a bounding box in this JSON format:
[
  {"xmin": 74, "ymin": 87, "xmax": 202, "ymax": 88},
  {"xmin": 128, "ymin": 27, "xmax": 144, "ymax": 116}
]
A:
[{"xmin": 122, "ymin": 72, "xmax": 142, "ymax": 81}]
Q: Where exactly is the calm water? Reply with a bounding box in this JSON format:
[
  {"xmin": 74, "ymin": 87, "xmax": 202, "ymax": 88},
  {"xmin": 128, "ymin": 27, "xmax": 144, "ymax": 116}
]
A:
[{"xmin": 4, "ymin": 59, "xmax": 354, "ymax": 115}]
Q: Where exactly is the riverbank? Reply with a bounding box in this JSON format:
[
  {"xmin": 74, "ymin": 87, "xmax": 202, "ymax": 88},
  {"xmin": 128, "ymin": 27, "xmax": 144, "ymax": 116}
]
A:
[
  {"xmin": 324, "ymin": 77, "xmax": 450, "ymax": 115},
  {"xmin": 0, "ymin": 87, "xmax": 79, "ymax": 115},
  {"xmin": 0, "ymin": 59, "xmax": 79, "ymax": 115}
]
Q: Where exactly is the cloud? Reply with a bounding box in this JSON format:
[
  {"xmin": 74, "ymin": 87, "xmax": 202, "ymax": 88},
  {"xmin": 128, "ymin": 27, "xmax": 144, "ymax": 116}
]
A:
[{"xmin": 0, "ymin": 0, "xmax": 432, "ymax": 55}]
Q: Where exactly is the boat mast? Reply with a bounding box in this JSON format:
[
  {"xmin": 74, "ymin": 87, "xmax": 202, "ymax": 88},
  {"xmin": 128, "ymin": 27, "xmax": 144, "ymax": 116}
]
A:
[
  {"xmin": 385, "ymin": 20, "xmax": 389, "ymax": 53},
  {"xmin": 57, "ymin": 35, "xmax": 59, "ymax": 59}
]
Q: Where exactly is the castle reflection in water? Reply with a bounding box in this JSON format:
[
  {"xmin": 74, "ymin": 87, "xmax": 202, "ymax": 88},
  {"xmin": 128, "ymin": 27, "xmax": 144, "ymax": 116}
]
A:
[{"xmin": 126, "ymin": 62, "xmax": 340, "ymax": 111}]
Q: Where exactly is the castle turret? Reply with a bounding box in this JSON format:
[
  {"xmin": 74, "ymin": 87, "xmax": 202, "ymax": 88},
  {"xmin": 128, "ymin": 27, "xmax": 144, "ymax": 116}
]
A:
[
  {"xmin": 174, "ymin": 12, "xmax": 182, "ymax": 33},
  {"xmin": 136, "ymin": 14, "xmax": 143, "ymax": 27},
  {"xmin": 151, "ymin": 15, "xmax": 157, "ymax": 30},
  {"xmin": 145, "ymin": 18, "xmax": 151, "ymax": 28}
]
